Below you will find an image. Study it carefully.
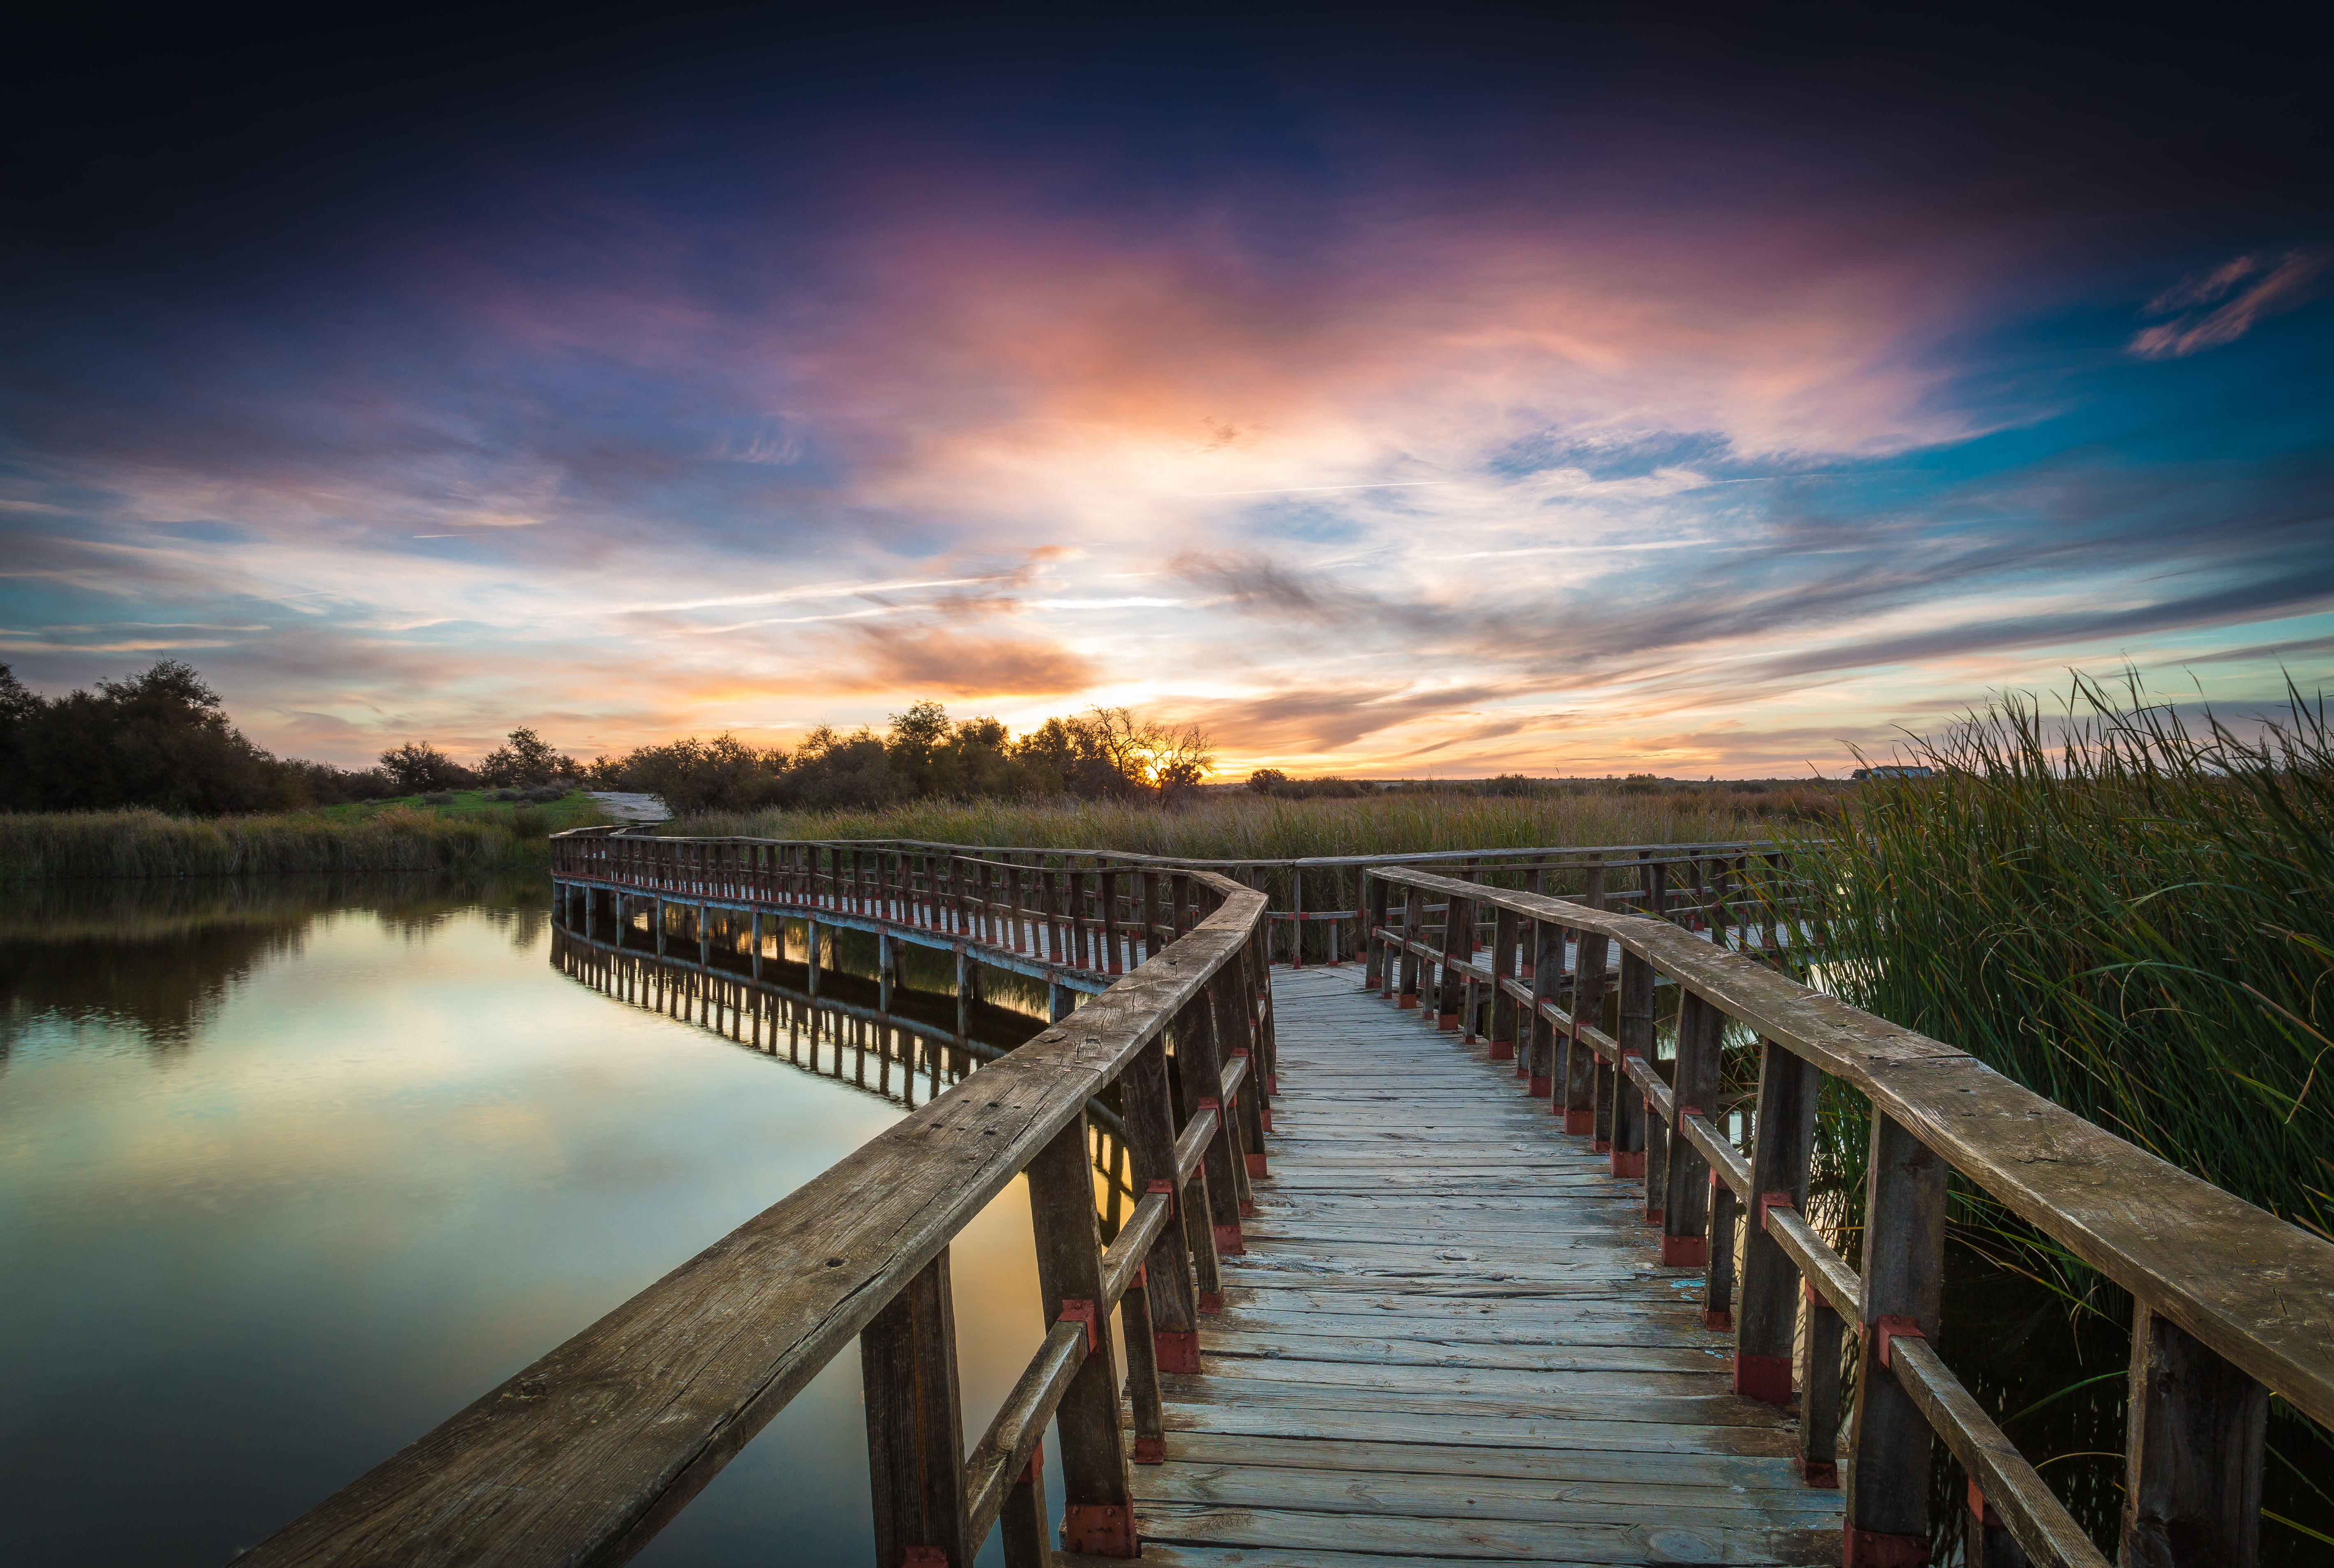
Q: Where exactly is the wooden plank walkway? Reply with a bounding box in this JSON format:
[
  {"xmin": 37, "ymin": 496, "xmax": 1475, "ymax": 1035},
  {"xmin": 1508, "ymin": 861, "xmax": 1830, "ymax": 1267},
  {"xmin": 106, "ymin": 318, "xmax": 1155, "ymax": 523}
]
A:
[{"xmin": 1092, "ymin": 964, "xmax": 1840, "ymax": 1567}]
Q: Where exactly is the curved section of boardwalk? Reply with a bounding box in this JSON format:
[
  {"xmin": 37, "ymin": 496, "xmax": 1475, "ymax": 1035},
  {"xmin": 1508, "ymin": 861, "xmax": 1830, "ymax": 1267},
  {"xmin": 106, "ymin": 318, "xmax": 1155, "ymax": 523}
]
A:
[{"xmin": 1114, "ymin": 966, "xmax": 1838, "ymax": 1567}]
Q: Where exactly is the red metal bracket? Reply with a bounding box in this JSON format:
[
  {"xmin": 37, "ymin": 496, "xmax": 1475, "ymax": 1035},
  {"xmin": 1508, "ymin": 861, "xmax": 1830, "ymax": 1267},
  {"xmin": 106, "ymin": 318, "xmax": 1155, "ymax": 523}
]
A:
[
  {"xmin": 1875, "ymin": 1314, "xmax": 1923, "ymax": 1369},
  {"xmin": 1196, "ymin": 1096, "xmax": 1221, "ymax": 1113},
  {"xmin": 1133, "ymin": 1434, "xmax": 1167, "ymax": 1464},
  {"xmin": 1230, "ymin": 1045, "xmax": 1249, "ymax": 1058},
  {"xmin": 1756, "ymin": 1190, "xmax": 1794, "ymax": 1232},
  {"xmin": 1058, "ymin": 1299, "xmax": 1098, "ymax": 1353},
  {"xmin": 1061, "ymin": 1502, "xmax": 1137, "ymax": 1556},
  {"xmin": 903, "ymin": 1549, "xmax": 948, "ymax": 1566},
  {"xmin": 1018, "ymin": 1436, "xmax": 1045, "ymax": 1486},
  {"xmin": 1145, "ymin": 1177, "xmax": 1175, "ymax": 1218}
]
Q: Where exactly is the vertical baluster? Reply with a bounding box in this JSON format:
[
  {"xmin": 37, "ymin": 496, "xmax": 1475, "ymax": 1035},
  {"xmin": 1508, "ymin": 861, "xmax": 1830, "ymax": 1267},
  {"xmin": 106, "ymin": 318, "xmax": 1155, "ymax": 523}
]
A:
[
  {"xmin": 1026, "ymin": 1112, "xmax": 1135, "ymax": 1556},
  {"xmin": 1288, "ymin": 867, "xmax": 1304, "ymax": 969},
  {"xmin": 1100, "ymin": 868, "xmax": 1121, "ymax": 973},
  {"xmin": 859, "ymin": 1250, "xmax": 970, "ymax": 1568},
  {"xmin": 1736, "ymin": 1038, "xmax": 1816, "ymax": 1405},
  {"xmin": 1609, "ymin": 950, "xmax": 1652, "ymax": 1177},
  {"xmin": 1397, "ymin": 885, "xmax": 1424, "ymax": 1007},
  {"xmin": 1120, "ymin": 1032, "xmax": 1202, "ymax": 1380},
  {"xmin": 1844, "ymin": 1111, "xmax": 1946, "ymax": 1561},
  {"xmin": 1798, "ymin": 1282, "xmax": 1845, "ymax": 1488},
  {"xmin": 1218, "ymin": 952, "xmax": 1269, "ymax": 1181},
  {"xmin": 1704, "ymin": 1179, "xmax": 1737, "ymax": 1329},
  {"xmin": 1180, "ymin": 980, "xmax": 1251, "ymax": 1250},
  {"xmin": 1526, "ymin": 916, "xmax": 1561, "ymax": 1100},
  {"xmin": 1489, "ymin": 904, "xmax": 1519, "ymax": 1063},
  {"xmin": 2121, "ymin": 1307, "xmax": 2271, "ymax": 1568},
  {"xmin": 1436, "ymin": 887, "xmax": 1470, "ymax": 1030},
  {"xmin": 1366, "ymin": 873, "xmax": 1392, "ymax": 994},
  {"xmin": 1169, "ymin": 871, "xmax": 1192, "ymax": 939},
  {"xmin": 1662, "ymin": 989, "xmax": 1720, "ymax": 1265}
]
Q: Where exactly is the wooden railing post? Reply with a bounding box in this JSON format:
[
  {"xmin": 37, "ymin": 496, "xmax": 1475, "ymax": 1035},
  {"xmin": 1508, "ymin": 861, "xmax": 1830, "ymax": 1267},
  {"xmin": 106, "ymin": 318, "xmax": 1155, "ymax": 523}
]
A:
[
  {"xmin": 2121, "ymin": 1306, "xmax": 2270, "ymax": 1568},
  {"xmin": 1736, "ymin": 1038, "xmax": 1817, "ymax": 1405},
  {"xmin": 860, "ymin": 1248, "xmax": 970, "ymax": 1568},
  {"xmin": 1662, "ymin": 989, "xmax": 1720, "ymax": 1266},
  {"xmin": 1704, "ymin": 1180, "xmax": 1737, "ymax": 1329},
  {"xmin": 1025, "ymin": 1112, "xmax": 1135, "ymax": 1557},
  {"xmin": 1436, "ymin": 889, "xmax": 1470, "ymax": 1030},
  {"xmin": 1797, "ymin": 1283, "xmax": 1845, "ymax": 1488},
  {"xmin": 1179, "ymin": 984, "xmax": 1250, "ymax": 1254},
  {"xmin": 1120, "ymin": 1033, "xmax": 1201, "ymax": 1380},
  {"xmin": 1844, "ymin": 1110, "xmax": 1946, "ymax": 1565},
  {"xmin": 1563, "ymin": 924, "xmax": 1607, "ymax": 1136},
  {"xmin": 1489, "ymin": 904, "xmax": 1519, "ymax": 1063},
  {"xmin": 1365, "ymin": 873, "xmax": 1391, "ymax": 993},
  {"xmin": 1608, "ymin": 950, "xmax": 1652, "ymax": 1177},
  {"xmin": 1526, "ymin": 916, "xmax": 1561, "ymax": 1099},
  {"xmin": 1398, "ymin": 886, "xmax": 1424, "ymax": 1007}
]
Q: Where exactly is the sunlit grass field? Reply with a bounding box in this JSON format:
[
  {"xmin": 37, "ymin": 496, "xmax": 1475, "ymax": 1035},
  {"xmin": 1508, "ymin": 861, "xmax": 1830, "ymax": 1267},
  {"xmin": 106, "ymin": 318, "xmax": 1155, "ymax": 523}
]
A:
[
  {"xmin": 663, "ymin": 781, "xmax": 1846, "ymax": 861},
  {"xmin": 0, "ymin": 790, "xmax": 608, "ymax": 881}
]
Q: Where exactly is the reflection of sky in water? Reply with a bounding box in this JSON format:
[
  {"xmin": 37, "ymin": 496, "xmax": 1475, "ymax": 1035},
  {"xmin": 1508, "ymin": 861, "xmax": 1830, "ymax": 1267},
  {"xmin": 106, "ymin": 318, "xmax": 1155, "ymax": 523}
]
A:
[{"xmin": 0, "ymin": 897, "xmax": 1051, "ymax": 1566}]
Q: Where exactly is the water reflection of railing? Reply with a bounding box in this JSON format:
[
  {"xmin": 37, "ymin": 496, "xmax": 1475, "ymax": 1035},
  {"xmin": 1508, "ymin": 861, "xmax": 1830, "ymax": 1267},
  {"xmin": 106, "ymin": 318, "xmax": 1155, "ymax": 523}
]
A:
[
  {"xmin": 249, "ymin": 856, "xmax": 1270, "ymax": 1567},
  {"xmin": 548, "ymin": 927, "xmax": 1142, "ymax": 1218}
]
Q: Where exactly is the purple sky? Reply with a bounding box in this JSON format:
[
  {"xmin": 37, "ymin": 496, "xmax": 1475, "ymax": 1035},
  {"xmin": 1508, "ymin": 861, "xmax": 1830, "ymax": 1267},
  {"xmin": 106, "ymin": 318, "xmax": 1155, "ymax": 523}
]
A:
[{"xmin": 5, "ymin": 12, "xmax": 2329, "ymax": 776}]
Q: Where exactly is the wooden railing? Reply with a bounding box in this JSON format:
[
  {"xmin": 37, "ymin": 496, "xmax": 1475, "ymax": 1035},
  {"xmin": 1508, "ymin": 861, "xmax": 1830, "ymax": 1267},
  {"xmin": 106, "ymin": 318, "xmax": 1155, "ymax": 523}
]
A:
[
  {"xmin": 241, "ymin": 836, "xmax": 1274, "ymax": 1567},
  {"xmin": 1365, "ymin": 866, "xmax": 2334, "ymax": 1568},
  {"xmin": 548, "ymin": 828, "xmax": 1784, "ymax": 968}
]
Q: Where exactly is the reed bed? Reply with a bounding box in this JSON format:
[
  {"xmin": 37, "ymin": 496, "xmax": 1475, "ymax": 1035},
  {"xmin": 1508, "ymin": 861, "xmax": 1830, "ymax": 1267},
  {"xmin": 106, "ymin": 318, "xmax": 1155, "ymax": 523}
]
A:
[
  {"xmin": 1785, "ymin": 677, "xmax": 2333, "ymax": 1251},
  {"xmin": 0, "ymin": 806, "xmax": 557, "ymax": 882},
  {"xmin": 665, "ymin": 784, "xmax": 1837, "ymax": 862}
]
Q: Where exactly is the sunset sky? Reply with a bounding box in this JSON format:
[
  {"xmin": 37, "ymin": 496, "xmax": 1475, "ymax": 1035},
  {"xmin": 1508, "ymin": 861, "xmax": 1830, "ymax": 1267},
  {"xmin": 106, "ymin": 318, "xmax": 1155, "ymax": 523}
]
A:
[{"xmin": 5, "ymin": 13, "xmax": 2329, "ymax": 778}]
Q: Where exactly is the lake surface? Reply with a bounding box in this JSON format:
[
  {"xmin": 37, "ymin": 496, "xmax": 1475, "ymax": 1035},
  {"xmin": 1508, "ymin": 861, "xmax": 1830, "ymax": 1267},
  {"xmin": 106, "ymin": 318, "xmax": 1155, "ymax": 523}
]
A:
[{"xmin": 0, "ymin": 876, "xmax": 1058, "ymax": 1567}]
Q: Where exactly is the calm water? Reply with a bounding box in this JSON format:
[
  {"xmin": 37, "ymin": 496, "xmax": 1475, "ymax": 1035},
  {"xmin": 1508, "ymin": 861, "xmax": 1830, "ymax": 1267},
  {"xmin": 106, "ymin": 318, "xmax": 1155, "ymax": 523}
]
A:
[{"xmin": 0, "ymin": 877, "xmax": 1058, "ymax": 1567}]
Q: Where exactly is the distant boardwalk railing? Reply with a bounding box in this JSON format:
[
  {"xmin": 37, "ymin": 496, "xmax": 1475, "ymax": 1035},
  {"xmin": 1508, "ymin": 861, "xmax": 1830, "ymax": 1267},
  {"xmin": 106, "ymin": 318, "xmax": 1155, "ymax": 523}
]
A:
[{"xmin": 1366, "ymin": 865, "xmax": 2334, "ymax": 1568}]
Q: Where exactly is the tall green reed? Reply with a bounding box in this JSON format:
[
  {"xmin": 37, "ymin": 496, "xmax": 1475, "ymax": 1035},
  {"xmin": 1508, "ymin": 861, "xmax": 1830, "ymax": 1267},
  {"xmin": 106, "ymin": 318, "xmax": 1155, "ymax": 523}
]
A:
[
  {"xmin": 1783, "ymin": 673, "xmax": 2334, "ymax": 1259},
  {"xmin": 0, "ymin": 806, "xmax": 559, "ymax": 881}
]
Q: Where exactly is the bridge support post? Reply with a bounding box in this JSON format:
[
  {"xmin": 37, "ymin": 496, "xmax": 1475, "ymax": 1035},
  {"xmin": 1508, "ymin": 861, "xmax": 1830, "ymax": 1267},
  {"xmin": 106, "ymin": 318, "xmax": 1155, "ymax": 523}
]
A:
[
  {"xmin": 1364, "ymin": 873, "xmax": 1391, "ymax": 993},
  {"xmin": 1563, "ymin": 924, "xmax": 1607, "ymax": 1136},
  {"xmin": 698, "ymin": 902, "xmax": 709, "ymax": 968},
  {"xmin": 879, "ymin": 932, "xmax": 894, "ymax": 1013},
  {"xmin": 1119, "ymin": 1033, "xmax": 1202, "ymax": 1378},
  {"xmin": 750, "ymin": 911, "xmax": 762, "ymax": 980},
  {"xmin": 1703, "ymin": 1178, "xmax": 1736, "ymax": 1329},
  {"xmin": 1526, "ymin": 916, "xmax": 1560, "ymax": 1098},
  {"xmin": 1436, "ymin": 887, "xmax": 1471, "ymax": 1030},
  {"xmin": 1609, "ymin": 952, "xmax": 1652, "ymax": 1177},
  {"xmin": 1844, "ymin": 1110, "xmax": 1945, "ymax": 1565},
  {"xmin": 859, "ymin": 1248, "xmax": 971, "ymax": 1568},
  {"xmin": 654, "ymin": 895, "xmax": 666, "ymax": 959},
  {"xmin": 1796, "ymin": 1282, "xmax": 1844, "ymax": 1487},
  {"xmin": 953, "ymin": 948, "xmax": 968, "ymax": 1042},
  {"xmin": 1027, "ymin": 1111, "xmax": 1136, "ymax": 1557},
  {"xmin": 2121, "ymin": 1304, "xmax": 2269, "ymax": 1568},
  {"xmin": 1735, "ymin": 1038, "xmax": 1816, "ymax": 1405},
  {"xmin": 1489, "ymin": 906, "xmax": 1518, "ymax": 1061},
  {"xmin": 1662, "ymin": 990, "xmax": 1721, "ymax": 1266},
  {"xmin": 806, "ymin": 917, "xmax": 820, "ymax": 1002},
  {"xmin": 1398, "ymin": 887, "xmax": 1424, "ymax": 1007}
]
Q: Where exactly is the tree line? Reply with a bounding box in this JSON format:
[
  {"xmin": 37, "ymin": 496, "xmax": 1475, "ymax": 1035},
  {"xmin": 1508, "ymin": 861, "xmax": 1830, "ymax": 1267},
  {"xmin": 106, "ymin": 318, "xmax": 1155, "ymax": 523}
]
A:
[
  {"xmin": 0, "ymin": 661, "xmax": 1213, "ymax": 816},
  {"xmin": 589, "ymin": 701, "xmax": 1215, "ymax": 812}
]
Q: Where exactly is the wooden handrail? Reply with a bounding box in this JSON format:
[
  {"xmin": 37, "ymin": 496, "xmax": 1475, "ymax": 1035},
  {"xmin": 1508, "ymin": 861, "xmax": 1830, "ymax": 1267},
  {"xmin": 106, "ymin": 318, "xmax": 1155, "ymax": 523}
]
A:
[
  {"xmin": 1365, "ymin": 864, "xmax": 2332, "ymax": 1568},
  {"xmin": 241, "ymin": 848, "xmax": 1271, "ymax": 1567}
]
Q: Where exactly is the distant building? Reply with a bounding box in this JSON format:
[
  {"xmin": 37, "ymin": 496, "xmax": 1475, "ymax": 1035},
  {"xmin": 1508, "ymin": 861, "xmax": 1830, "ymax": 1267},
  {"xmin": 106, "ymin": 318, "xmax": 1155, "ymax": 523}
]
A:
[{"xmin": 1850, "ymin": 766, "xmax": 1936, "ymax": 781}]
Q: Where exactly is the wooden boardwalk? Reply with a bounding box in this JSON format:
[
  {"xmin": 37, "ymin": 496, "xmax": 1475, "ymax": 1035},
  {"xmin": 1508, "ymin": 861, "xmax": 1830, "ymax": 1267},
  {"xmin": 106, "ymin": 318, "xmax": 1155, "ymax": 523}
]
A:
[{"xmin": 1107, "ymin": 964, "xmax": 1839, "ymax": 1567}]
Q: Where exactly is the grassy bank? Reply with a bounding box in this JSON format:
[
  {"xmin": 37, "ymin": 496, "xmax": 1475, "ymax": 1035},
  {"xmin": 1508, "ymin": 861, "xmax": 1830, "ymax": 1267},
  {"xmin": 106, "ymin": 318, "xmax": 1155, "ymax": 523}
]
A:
[
  {"xmin": 0, "ymin": 790, "xmax": 608, "ymax": 881},
  {"xmin": 664, "ymin": 782, "xmax": 1844, "ymax": 861}
]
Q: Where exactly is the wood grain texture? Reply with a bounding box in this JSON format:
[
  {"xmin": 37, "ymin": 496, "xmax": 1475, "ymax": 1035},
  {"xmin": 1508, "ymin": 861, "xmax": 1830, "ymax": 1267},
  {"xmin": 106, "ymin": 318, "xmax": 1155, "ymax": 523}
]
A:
[
  {"xmin": 1369, "ymin": 868, "xmax": 2334, "ymax": 1429},
  {"xmin": 1132, "ymin": 965, "xmax": 1829, "ymax": 1564}
]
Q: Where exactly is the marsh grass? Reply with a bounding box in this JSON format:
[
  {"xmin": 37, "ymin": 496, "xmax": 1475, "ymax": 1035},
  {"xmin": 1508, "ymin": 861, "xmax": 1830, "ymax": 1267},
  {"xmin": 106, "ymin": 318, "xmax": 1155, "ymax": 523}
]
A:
[
  {"xmin": 0, "ymin": 792, "xmax": 609, "ymax": 882},
  {"xmin": 1770, "ymin": 675, "xmax": 2334, "ymax": 1559},
  {"xmin": 667, "ymin": 784, "xmax": 1842, "ymax": 863}
]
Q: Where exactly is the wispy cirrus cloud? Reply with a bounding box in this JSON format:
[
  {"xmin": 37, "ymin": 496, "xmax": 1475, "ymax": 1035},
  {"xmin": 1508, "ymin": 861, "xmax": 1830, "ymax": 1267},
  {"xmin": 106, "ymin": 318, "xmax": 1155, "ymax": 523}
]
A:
[{"xmin": 2129, "ymin": 250, "xmax": 2329, "ymax": 359}]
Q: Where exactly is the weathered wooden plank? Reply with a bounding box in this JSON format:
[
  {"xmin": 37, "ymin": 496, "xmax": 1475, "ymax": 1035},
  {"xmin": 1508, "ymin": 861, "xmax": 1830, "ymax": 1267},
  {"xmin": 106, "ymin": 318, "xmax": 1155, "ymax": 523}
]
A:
[
  {"xmin": 1130, "ymin": 1501, "xmax": 1837, "ymax": 1564},
  {"xmin": 1133, "ymin": 1463, "xmax": 1846, "ymax": 1524}
]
